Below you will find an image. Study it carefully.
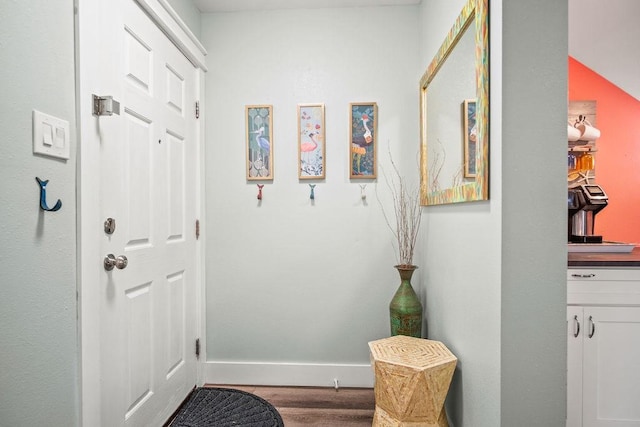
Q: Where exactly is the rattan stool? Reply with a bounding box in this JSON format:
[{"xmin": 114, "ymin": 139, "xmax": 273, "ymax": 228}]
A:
[{"xmin": 368, "ymin": 335, "xmax": 457, "ymax": 427}]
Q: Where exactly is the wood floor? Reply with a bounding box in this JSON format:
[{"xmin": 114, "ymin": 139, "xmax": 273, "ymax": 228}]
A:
[{"xmin": 205, "ymin": 384, "xmax": 375, "ymax": 426}]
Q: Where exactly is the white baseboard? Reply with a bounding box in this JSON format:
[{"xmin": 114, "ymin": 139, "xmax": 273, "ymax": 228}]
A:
[{"xmin": 203, "ymin": 361, "xmax": 374, "ymax": 388}]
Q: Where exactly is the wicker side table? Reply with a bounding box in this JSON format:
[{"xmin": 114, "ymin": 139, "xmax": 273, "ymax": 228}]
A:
[{"xmin": 368, "ymin": 335, "xmax": 457, "ymax": 427}]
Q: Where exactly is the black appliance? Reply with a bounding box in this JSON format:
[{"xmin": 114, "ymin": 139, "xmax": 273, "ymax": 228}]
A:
[{"xmin": 568, "ymin": 184, "xmax": 608, "ymax": 243}]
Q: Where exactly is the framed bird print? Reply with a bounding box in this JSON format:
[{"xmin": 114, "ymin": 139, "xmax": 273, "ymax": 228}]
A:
[
  {"xmin": 349, "ymin": 102, "xmax": 377, "ymax": 179},
  {"xmin": 246, "ymin": 105, "xmax": 274, "ymax": 180},
  {"xmin": 298, "ymin": 103, "xmax": 325, "ymax": 179},
  {"xmin": 463, "ymin": 99, "xmax": 477, "ymax": 178}
]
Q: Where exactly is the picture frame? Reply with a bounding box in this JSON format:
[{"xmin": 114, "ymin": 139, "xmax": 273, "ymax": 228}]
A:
[
  {"xmin": 349, "ymin": 102, "xmax": 377, "ymax": 179},
  {"xmin": 419, "ymin": 0, "xmax": 489, "ymax": 205},
  {"xmin": 297, "ymin": 103, "xmax": 325, "ymax": 179},
  {"xmin": 245, "ymin": 105, "xmax": 273, "ymax": 180},
  {"xmin": 463, "ymin": 98, "xmax": 477, "ymax": 178}
]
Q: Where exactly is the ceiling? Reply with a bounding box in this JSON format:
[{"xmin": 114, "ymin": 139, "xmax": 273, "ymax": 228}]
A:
[
  {"xmin": 193, "ymin": 0, "xmax": 638, "ymax": 100},
  {"xmin": 569, "ymin": 0, "xmax": 639, "ymax": 100},
  {"xmin": 193, "ymin": 0, "xmax": 420, "ymax": 13}
]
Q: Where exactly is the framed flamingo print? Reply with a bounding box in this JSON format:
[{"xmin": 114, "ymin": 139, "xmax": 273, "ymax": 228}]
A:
[
  {"xmin": 298, "ymin": 103, "xmax": 325, "ymax": 179},
  {"xmin": 463, "ymin": 98, "xmax": 477, "ymax": 178},
  {"xmin": 349, "ymin": 102, "xmax": 377, "ymax": 179},
  {"xmin": 246, "ymin": 105, "xmax": 274, "ymax": 180}
]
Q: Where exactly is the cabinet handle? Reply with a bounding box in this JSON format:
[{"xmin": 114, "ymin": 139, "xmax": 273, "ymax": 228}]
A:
[
  {"xmin": 588, "ymin": 315, "xmax": 595, "ymax": 338},
  {"xmin": 573, "ymin": 315, "xmax": 580, "ymax": 338},
  {"xmin": 571, "ymin": 273, "xmax": 596, "ymax": 278}
]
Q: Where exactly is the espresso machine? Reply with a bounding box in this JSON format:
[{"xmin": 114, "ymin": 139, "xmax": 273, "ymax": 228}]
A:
[{"xmin": 568, "ymin": 184, "xmax": 608, "ymax": 243}]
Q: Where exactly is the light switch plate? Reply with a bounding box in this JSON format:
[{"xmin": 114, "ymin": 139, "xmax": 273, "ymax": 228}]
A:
[{"xmin": 33, "ymin": 110, "xmax": 70, "ymax": 160}]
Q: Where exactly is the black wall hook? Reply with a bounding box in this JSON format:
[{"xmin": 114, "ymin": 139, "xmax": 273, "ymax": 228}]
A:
[{"xmin": 36, "ymin": 177, "xmax": 62, "ymax": 212}]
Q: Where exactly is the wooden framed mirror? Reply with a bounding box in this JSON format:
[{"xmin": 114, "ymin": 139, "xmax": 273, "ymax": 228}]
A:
[{"xmin": 419, "ymin": 0, "xmax": 489, "ymax": 205}]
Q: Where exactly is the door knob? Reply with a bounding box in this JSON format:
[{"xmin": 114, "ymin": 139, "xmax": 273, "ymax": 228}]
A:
[{"xmin": 104, "ymin": 254, "xmax": 128, "ymax": 271}]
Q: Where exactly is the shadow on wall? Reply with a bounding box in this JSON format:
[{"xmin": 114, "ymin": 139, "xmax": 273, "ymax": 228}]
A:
[{"xmin": 446, "ymin": 365, "xmax": 463, "ymax": 426}]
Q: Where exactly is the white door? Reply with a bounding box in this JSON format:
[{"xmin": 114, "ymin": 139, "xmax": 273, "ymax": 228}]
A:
[
  {"xmin": 78, "ymin": 0, "xmax": 202, "ymax": 425},
  {"xmin": 583, "ymin": 307, "xmax": 640, "ymax": 427}
]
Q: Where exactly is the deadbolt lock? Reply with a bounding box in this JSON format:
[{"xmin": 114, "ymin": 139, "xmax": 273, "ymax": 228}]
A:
[{"xmin": 104, "ymin": 218, "xmax": 116, "ymax": 234}]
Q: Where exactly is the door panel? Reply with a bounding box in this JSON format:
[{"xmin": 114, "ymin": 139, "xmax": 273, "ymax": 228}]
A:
[
  {"xmin": 125, "ymin": 28, "xmax": 153, "ymax": 92},
  {"xmin": 567, "ymin": 306, "xmax": 583, "ymax": 427},
  {"xmin": 125, "ymin": 283, "xmax": 153, "ymax": 419},
  {"xmin": 167, "ymin": 271, "xmax": 186, "ymax": 376},
  {"xmin": 123, "ymin": 110, "xmax": 154, "ymax": 247},
  {"xmin": 167, "ymin": 132, "xmax": 186, "ymax": 241},
  {"xmin": 583, "ymin": 306, "xmax": 640, "ymax": 426}
]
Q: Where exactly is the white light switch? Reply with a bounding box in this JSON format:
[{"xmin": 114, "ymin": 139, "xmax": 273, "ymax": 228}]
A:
[
  {"xmin": 43, "ymin": 122, "xmax": 53, "ymax": 146},
  {"xmin": 33, "ymin": 110, "xmax": 70, "ymax": 160},
  {"xmin": 55, "ymin": 126, "xmax": 65, "ymax": 148}
]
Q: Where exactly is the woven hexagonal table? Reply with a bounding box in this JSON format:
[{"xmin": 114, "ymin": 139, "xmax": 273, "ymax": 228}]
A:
[{"xmin": 369, "ymin": 335, "xmax": 457, "ymax": 427}]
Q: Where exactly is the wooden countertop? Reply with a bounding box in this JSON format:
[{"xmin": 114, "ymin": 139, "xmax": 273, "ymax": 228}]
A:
[{"xmin": 568, "ymin": 247, "xmax": 640, "ymax": 267}]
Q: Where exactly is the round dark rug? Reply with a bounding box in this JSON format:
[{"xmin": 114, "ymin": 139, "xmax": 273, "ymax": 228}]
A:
[{"xmin": 170, "ymin": 387, "xmax": 284, "ymax": 427}]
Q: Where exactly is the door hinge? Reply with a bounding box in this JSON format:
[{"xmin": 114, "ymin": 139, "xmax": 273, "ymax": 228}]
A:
[
  {"xmin": 195, "ymin": 101, "xmax": 200, "ymax": 119},
  {"xmin": 195, "ymin": 219, "xmax": 200, "ymax": 240},
  {"xmin": 195, "ymin": 338, "xmax": 201, "ymax": 359}
]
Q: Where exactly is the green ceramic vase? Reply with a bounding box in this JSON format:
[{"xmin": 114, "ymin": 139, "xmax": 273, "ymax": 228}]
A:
[{"xmin": 389, "ymin": 265, "xmax": 423, "ymax": 337}]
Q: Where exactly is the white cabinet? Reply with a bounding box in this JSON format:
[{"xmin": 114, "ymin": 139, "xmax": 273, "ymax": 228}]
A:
[{"xmin": 567, "ymin": 269, "xmax": 640, "ymax": 427}]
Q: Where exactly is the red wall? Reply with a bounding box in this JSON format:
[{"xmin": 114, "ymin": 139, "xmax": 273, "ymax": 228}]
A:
[{"xmin": 569, "ymin": 57, "xmax": 640, "ymax": 244}]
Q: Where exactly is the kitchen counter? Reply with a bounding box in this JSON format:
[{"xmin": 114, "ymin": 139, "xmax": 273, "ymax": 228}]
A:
[{"xmin": 568, "ymin": 247, "xmax": 640, "ymax": 267}]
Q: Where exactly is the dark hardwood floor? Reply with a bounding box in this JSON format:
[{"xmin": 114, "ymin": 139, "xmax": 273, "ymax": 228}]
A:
[{"xmin": 205, "ymin": 384, "xmax": 375, "ymax": 426}]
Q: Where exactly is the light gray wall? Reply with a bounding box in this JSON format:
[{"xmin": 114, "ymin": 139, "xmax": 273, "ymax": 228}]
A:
[
  {"xmin": 418, "ymin": 0, "xmax": 567, "ymax": 426},
  {"xmin": 166, "ymin": 0, "xmax": 202, "ymax": 38},
  {"xmin": 418, "ymin": 1, "xmax": 501, "ymax": 424},
  {"xmin": 501, "ymin": 0, "xmax": 567, "ymax": 425},
  {"xmin": 0, "ymin": 1, "xmax": 78, "ymax": 425},
  {"xmin": 201, "ymin": 6, "xmax": 421, "ymax": 366}
]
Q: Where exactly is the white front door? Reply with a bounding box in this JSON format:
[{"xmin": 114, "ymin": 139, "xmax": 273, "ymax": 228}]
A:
[{"xmin": 78, "ymin": 0, "xmax": 201, "ymax": 425}]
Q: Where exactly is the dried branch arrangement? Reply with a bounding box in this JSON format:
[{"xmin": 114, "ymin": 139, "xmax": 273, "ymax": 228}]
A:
[{"xmin": 378, "ymin": 149, "xmax": 422, "ymax": 267}]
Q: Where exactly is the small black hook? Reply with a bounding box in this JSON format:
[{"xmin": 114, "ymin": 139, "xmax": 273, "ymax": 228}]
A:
[{"xmin": 36, "ymin": 177, "xmax": 62, "ymax": 212}]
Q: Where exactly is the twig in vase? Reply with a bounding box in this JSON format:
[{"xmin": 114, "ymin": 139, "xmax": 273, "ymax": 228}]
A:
[{"xmin": 377, "ymin": 146, "xmax": 422, "ymax": 267}]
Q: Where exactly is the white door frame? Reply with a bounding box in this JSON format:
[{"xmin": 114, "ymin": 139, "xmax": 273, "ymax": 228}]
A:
[{"xmin": 76, "ymin": 1, "xmax": 207, "ymax": 425}]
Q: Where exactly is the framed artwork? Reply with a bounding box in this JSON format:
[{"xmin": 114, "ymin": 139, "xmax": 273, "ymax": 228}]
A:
[
  {"xmin": 245, "ymin": 105, "xmax": 273, "ymax": 180},
  {"xmin": 463, "ymin": 99, "xmax": 477, "ymax": 178},
  {"xmin": 298, "ymin": 103, "xmax": 325, "ymax": 179},
  {"xmin": 350, "ymin": 102, "xmax": 377, "ymax": 179}
]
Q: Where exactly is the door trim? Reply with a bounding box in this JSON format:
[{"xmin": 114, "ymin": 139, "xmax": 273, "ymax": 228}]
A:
[
  {"xmin": 76, "ymin": 1, "xmax": 206, "ymax": 425},
  {"xmin": 135, "ymin": 0, "xmax": 208, "ymax": 71}
]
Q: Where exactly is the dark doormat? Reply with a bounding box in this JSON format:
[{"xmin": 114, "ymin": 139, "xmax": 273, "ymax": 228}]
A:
[{"xmin": 169, "ymin": 387, "xmax": 284, "ymax": 427}]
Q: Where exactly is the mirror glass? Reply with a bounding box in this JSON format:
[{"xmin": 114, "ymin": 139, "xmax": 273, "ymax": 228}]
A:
[{"xmin": 420, "ymin": 0, "xmax": 489, "ymax": 205}]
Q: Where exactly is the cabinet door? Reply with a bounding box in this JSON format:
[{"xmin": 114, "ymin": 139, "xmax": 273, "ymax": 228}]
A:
[
  {"xmin": 583, "ymin": 306, "xmax": 640, "ymax": 427},
  {"xmin": 567, "ymin": 306, "xmax": 584, "ymax": 427}
]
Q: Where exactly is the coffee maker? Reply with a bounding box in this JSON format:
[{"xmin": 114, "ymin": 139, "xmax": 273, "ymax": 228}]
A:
[{"xmin": 568, "ymin": 184, "xmax": 608, "ymax": 243}]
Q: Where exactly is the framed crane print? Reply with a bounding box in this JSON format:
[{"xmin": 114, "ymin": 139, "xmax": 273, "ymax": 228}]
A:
[
  {"xmin": 246, "ymin": 105, "xmax": 274, "ymax": 180},
  {"xmin": 298, "ymin": 103, "xmax": 325, "ymax": 179},
  {"xmin": 349, "ymin": 102, "xmax": 377, "ymax": 179}
]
